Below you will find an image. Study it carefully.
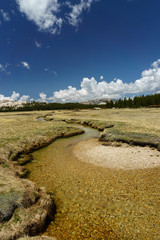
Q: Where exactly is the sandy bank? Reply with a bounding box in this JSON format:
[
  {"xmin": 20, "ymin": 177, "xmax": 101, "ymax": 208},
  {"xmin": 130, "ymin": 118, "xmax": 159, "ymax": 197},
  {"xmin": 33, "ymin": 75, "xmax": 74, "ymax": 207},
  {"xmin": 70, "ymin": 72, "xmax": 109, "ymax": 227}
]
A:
[{"xmin": 73, "ymin": 139, "xmax": 160, "ymax": 170}]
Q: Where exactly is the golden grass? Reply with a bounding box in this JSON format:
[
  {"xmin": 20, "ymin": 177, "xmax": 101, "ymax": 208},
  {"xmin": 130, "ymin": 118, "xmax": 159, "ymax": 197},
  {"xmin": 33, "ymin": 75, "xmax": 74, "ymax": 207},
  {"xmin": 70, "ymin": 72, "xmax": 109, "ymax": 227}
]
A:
[
  {"xmin": 0, "ymin": 109, "xmax": 159, "ymax": 152},
  {"xmin": 0, "ymin": 111, "xmax": 77, "ymax": 149},
  {"xmin": 0, "ymin": 109, "xmax": 159, "ymax": 239},
  {"xmin": 53, "ymin": 108, "xmax": 160, "ymax": 136}
]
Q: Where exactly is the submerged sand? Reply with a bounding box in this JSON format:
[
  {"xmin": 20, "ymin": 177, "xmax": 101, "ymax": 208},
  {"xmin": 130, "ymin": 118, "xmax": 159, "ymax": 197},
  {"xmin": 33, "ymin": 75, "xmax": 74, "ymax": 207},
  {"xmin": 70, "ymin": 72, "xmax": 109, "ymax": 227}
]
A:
[{"xmin": 73, "ymin": 139, "xmax": 160, "ymax": 170}]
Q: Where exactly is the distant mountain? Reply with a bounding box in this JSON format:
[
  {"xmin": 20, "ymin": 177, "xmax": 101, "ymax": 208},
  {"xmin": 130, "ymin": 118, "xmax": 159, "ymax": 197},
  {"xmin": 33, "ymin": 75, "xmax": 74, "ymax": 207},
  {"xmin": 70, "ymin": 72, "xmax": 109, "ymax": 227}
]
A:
[{"xmin": 80, "ymin": 98, "xmax": 113, "ymax": 105}]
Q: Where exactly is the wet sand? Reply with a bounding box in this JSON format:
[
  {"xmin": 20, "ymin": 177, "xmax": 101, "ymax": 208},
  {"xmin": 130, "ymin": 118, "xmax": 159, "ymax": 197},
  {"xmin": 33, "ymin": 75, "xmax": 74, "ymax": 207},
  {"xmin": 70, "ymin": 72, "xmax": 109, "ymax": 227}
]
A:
[{"xmin": 26, "ymin": 128, "xmax": 160, "ymax": 240}]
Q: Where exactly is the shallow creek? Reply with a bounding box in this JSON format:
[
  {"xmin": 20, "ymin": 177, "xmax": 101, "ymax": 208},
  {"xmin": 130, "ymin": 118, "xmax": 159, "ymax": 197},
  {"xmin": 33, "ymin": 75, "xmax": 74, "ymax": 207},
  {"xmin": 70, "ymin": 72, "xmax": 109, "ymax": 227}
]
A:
[{"xmin": 26, "ymin": 126, "xmax": 160, "ymax": 240}]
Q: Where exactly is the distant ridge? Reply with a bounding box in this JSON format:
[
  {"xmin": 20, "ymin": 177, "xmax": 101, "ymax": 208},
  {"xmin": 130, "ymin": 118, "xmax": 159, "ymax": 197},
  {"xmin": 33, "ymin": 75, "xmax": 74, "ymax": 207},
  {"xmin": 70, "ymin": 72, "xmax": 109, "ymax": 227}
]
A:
[{"xmin": 80, "ymin": 98, "xmax": 113, "ymax": 105}]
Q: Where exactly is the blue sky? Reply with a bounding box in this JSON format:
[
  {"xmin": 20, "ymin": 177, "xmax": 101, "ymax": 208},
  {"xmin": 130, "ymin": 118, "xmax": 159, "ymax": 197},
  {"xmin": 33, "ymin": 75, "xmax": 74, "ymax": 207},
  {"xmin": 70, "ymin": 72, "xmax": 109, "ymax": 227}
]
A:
[{"xmin": 0, "ymin": 0, "xmax": 160, "ymax": 102}]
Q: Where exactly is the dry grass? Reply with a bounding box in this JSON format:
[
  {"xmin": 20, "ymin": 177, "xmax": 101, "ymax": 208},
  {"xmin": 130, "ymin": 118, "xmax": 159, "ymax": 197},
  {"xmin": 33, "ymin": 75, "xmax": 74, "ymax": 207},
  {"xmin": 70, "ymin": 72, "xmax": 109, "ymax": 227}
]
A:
[
  {"xmin": 18, "ymin": 236, "xmax": 56, "ymax": 240},
  {"xmin": 53, "ymin": 108, "xmax": 160, "ymax": 136},
  {"xmin": 0, "ymin": 111, "xmax": 83, "ymax": 161},
  {"xmin": 0, "ymin": 109, "xmax": 159, "ymax": 163},
  {"xmin": 0, "ymin": 109, "xmax": 159, "ymax": 239},
  {"xmin": 0, "ymin": 111, "xmax": 83, "ymax": 240}
]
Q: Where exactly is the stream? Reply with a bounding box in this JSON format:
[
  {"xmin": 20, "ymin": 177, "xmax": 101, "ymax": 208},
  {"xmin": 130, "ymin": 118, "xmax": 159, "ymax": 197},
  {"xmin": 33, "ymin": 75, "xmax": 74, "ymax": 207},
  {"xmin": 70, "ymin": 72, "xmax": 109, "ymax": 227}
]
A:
[{"xmin": 26, "ymin": 126, "xmax": 160, "ymax": 240}]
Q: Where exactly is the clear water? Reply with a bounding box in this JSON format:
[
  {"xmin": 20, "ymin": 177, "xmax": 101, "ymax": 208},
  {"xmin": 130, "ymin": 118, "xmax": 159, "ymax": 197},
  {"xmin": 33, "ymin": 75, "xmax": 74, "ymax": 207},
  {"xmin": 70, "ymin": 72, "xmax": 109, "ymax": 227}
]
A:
[{"xmin": 26, "ymin": 126, "xmax": 160, "ymax": 240}]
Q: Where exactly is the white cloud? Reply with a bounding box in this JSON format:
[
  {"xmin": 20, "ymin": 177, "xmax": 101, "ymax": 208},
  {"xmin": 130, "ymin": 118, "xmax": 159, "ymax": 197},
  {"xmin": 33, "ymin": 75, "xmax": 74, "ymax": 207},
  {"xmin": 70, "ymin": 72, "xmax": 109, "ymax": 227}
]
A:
[
  {"xmin": 44, "ymin": 68, "xmax": 57, "ymax": 75},
  {"xmin": 1, "ymin": 59, "xmax": 160, "ymax": 104},
  {"xmin": 0, "ymin": 63, "xmax": 10, "ymax": 74},
  {"xmin": 66, "ymin": 0, "xmax": 97, "ymax": 27},
  {"xmin": 15, "ymin": 0, "xmax": 99, "ymax": 34},
  {"xmin": 16, "ymin": 0, "xmax": 62, "ymax": 34},
  {"xmin": 152, "ymin": 59, "xmax": 160, "ymax": 68},
  {"xmin": 21, "ymin": 61, "xmax": 30, "ymax": 70},
  {"xmin": 39, "ymin": 92, "xmax": 47, "ymax": 102},
  {"xmin": 0, "ymin": 64, "xmax": 6, "ymax": 72},
  {"xmin": 0, "ymin": 92, "xmax": 31, "ymax": 106},
  {"xmin": 0, "ymin": 9, "xmax": 10, "ymax": 22},
  {"xmin": 0, "ymin": 91, "xmax": 20, "ymax": 101},
  {"xmin": 10, "ymin": 91, "xmax": 20, "ymax": 101},
  {"xmin": 35, "ymin": 41, "xmax": 42, "ymax": 48},
  {"xmin": 19, "ymin": 95, "xmax": 30, "ymax": 101},
  {"xmin": 47, "ymin": 59, "xmax": 160, "ymax": 102},
  {"xmin": 100, "ymin": 75, "xmax": 104, "ymax": 80}
]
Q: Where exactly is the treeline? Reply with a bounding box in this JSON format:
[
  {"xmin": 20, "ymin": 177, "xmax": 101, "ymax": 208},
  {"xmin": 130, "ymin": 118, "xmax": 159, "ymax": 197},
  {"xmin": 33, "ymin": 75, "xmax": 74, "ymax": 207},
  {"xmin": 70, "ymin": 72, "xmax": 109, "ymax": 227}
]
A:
[
  {"xmin": 0, "ymin": 93, "xmax": 160, "ymax": 112},
  {"xmin": 0, "ymin": 101, "xmax": 100, "ymax": 112},
  {"xmin": 106, "ymin": 93, "xmax": 160, "ymax": 108}
]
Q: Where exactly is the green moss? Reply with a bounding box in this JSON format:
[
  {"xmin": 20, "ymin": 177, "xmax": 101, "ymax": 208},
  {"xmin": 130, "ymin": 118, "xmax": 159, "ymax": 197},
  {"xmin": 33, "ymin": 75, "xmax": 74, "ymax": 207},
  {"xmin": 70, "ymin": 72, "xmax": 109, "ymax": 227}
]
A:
[
  {"xmin": 100, "ymin": 128, "xmax": 160, "ymax": 149},
  {"xmin": 2, "ymin": 163, "xmax": 9, "ymax": 168},
  {"xmin": 13, "ymin": 210, "xmax": 21, "ymax": 223}
]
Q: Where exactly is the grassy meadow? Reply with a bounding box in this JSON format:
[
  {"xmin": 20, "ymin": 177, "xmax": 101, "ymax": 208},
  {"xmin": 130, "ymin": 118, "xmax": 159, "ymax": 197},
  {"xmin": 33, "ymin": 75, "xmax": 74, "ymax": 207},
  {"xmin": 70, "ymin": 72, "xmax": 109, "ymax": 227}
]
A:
[
  {"xmin": 0, "ymin": 108, "xmax": 160, "ymax": 240},
  {"xmin": 53, "ymin": 108, "xmax": 160, "ymax": 136}
]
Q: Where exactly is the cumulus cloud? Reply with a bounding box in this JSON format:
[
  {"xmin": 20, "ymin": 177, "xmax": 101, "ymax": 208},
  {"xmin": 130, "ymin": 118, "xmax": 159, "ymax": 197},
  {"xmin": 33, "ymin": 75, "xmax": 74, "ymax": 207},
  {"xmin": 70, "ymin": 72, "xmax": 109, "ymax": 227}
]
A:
[
  {"xmin": 21, "ymin": 61, "xmax": 30, "ymax": 70},
  {"xmin": 35, "ymin": 41, "xmax": 42, "ymax": 48},
  {"xmin": 1, "ymin": 59, "xmax": 160, "ymax": 103},
  {"xmin": 100, "ymin": 75, "xmax": 104, "ymax": 80},
  {"xmin": 0, "ymin": 9, "xmax": 10, "ymax": 22},
  {"xmin": 0, "ymin": 91, "xmax": 20, "ymax": 101},
  {"xmin": 10, "ymin": 91, "xmax": 20, "ymax": 101},
  {"xmin": 16, "ymin": 0, "xmax": 62, "ymax": 34},
  {"xmin": 0, "ymin": 92, "xmax": 31, "ymax": 103},
  {"xmin": 46, "ymin": 59, "xmax": 160, "ymax": 102},
  {"xmin": 152, "ymin": 59, "xmax": 160, "ymax": 68},
  {"xmin": 66, "ymin": 0, "xmax": 97, "ymax": 27},
  {"xmin": 39, "ymin": 92, "xmax": 47, "ymax": 102},
  {"xmin": 19, "ymin": 95, "xmax": 30, "ymax": 101}
]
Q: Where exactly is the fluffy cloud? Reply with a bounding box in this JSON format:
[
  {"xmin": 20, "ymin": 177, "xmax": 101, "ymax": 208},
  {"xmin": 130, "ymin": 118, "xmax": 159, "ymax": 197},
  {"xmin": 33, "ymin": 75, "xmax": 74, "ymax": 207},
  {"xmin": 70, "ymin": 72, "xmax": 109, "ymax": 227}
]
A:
[
  {"xmin": 21, "ymin": 61, "xmax": 30, "ymax": 70},
  {"xmin": 0, "ymin": 92, "xmax": 31, "ymax": 103},
  {"xmin": 16, "ymin": 0, "xmax": 62, "ymax": 34},
  {"xmin": 0, "ymin": 9, "xmax": 10, "ymax": 22},
  {"xmin": 66, "ymin": 0, "xmax": 97, "ymax": 27},
  {"xmin": 100, "ymin": 75, "xmax": 104, "ymax": 80},
  {"xmin": 39, "ymin": 92, "xmax": 47, "ymax": 102},
  {"xmin": 19, "ymin": 95, "xmax": 30, "ymax": 101},
  {"xmin": 15, "ymin": 0, "xmax": 99, "ymax": 34},
  {"xmin": 10, "ymin": 91, "xmax": 20, "ymax": 101},
  {"xmin": 1, "ymin": 59, "xmax": 160, "ymax": 103},
  {"xmin": 46, "ymin": 59, "xmax": 160, "ymax": 102},
  {"xmin": 0, "ymin": 91, "xmax": 20, "ymax": 101}
]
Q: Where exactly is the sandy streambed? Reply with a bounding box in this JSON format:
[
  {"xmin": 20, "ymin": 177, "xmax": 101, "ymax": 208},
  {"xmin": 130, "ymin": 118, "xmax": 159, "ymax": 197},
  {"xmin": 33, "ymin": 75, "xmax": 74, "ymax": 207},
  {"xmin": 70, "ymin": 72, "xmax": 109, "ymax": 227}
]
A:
[
  {"xmin": 26, "ymin": 127, "xmax": 160, "ymax": 240},
  {"xmin": 73, "ymin": 139, "xmax": 160, "ymax": 170}
]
